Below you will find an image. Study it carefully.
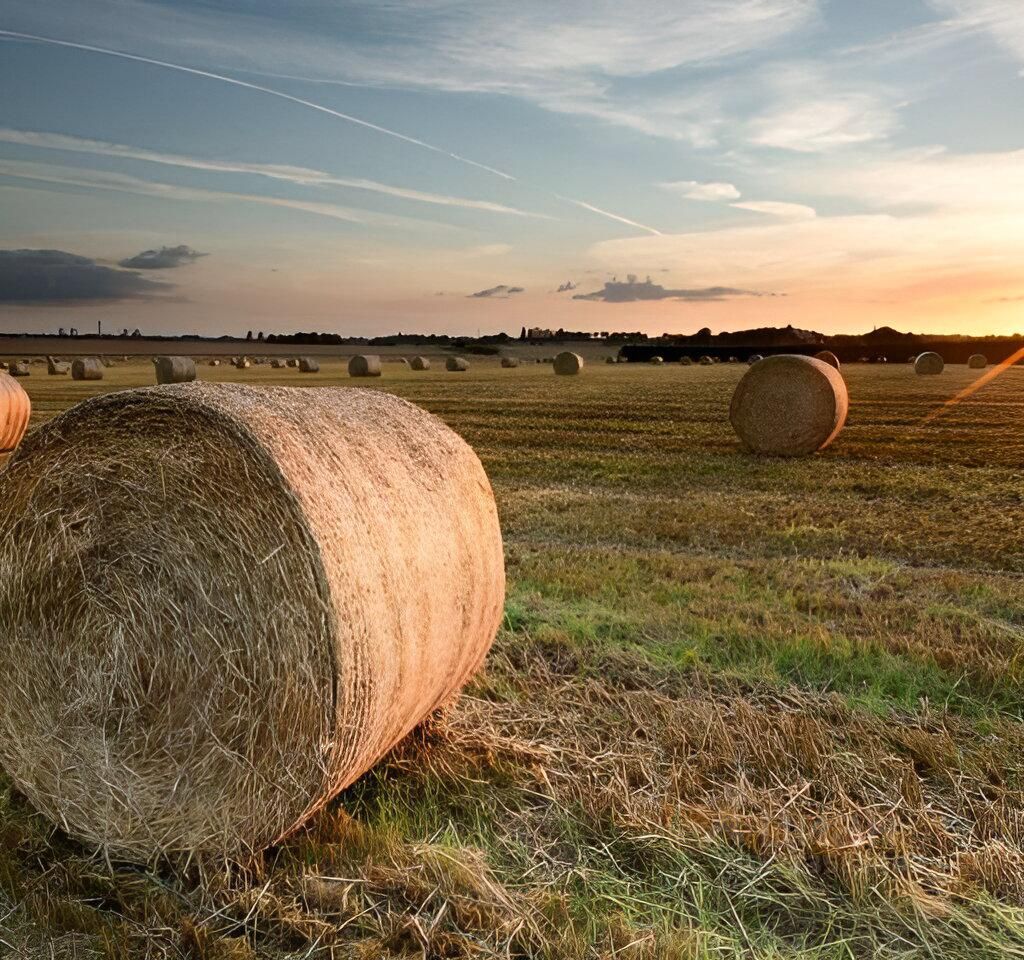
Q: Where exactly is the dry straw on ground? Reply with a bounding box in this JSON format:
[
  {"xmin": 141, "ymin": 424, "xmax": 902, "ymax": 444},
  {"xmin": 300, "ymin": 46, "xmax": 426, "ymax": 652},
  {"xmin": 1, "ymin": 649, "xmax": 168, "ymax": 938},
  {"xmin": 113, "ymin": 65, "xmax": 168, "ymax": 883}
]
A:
[
  {"xmin": 501, "ymin": 357, "xmax": 520, "ymax": 368},
  {"xmin": 154, "ymin": 356, "xmax": 197, "ymax": 385},
  {"xmin": 814, "ymin": 350, "xmax": 841, "ymax": 370},
  {"xmin": 446, "ymin": 357, "xmax": 469, "ymax": 372},
  {"xmin": 915, "ymin": 351, "xmax": 944, "ymax": 375},
  {"xmin": 553, "ymin": 351, "xmax": 583, "ymax": 375},
  {"xmin": 71, "ymin": 358, "xmax": 103, "ymax": 381},
  {"xmin": 410, "ymin": 356, "xmax": 430, "ymax": 371},
  {"xmin": 348, "ymin": 355, "xmax": 380, "ymax": 378},
  {"xmin": 968, "ymin": 353, "xmax": 988, "ymax": 369},
  {"xmin": 0, "ymin": 383, "xmax": 505, "ymax": 860},
  {"xmin": 730, "ymin": 354, "xmax": 848, "ymax": 457},
  {"xmin": 0, "ymin": 373, "xmax": 31, "ymax": 453},
  {"xmin": 299, "ymin": 357, "xmax": 320, "ymax": 373}
]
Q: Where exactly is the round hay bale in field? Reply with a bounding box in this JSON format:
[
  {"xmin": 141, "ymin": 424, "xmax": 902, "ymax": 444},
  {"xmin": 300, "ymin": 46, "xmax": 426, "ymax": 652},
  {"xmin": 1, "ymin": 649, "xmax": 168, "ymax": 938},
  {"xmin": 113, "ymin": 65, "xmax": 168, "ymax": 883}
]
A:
[
  {"xmin": 698, "ymin": 356, "xmax": 713, "ymax": 366},
  {"xmin": 730, "ymin": 354, "xmax": 848, "ymax": 457},
  {"xmin": 679, "ymin": 356, "xmax": 694, "ymax": 366},
  {"xmin": 747, "ymin": 355, "xmax": 764, "ymax": 365},
  {"xmin": 71, "ymin": 358, "xmax": 103, "ymax": 381},
  {"xmin": 446, "ymin": 356, "xmax": 469, "ymax": 372},
  {"xmin": 410, "ymin": 356, "xmax": 431, "ymax": 371},
  {"xmin": 298, "ymin": 357, "xmax": 320, "ymax": 374},
  {"xmin": 101, "ymin": 359, "xmax": 114, "ymax": 368},
  {"xmin": 347, "ymin": 355, "xmax": 379, "ymax": 378},
  {"xmin": 0, "ymin": 383, "xmax": 504, "ymax": 859},
  {"xmin": 270, "ymin": 358, "xmax": 285, "ymax": 368},
  {"xmin": 606, "ymin": 356, "xmax": 617, "ymax": 364},
  {"xmin": 728, "ymin": 356, "xmax": 739, "ymax": 364},
  {"xmin": 968, "ymin": 354, "xmax": 988, "ymax": 369},
  {"xmin": 649, "ymin": 356, "xmax": 664, "ymax": 365},
  {"xmin": 553, "ymin": 351, "xmax": 583, "ymax": 375},
  {"xmin": 208, "ymin": 359, "xmax": 221, "ymax": 367},
  {"xmin": 500, "ymin": 357, "xmax": 520, "ymax": 368},
  {"xmin": 47, "ymin": 357, "xmax": 69, "ymax": 375},
  {"xmin": 286, "ymin": 358, "xmax": 298, "ymax": 368},
  {"xmin": 0, "ymin": 374, "xmax": 31, "ymax": 453},
  {"xmin": 814, "ymin": 350, "xmax": 840, "ymax": 371},
  {"xmin": 914, "ymin": 351, "xmax": 944, "ymax": 375},
  {"xmin": 396, "ymin": 357, "xmax": 409, "ymax": 366},
  {"xmin": 234, "ymin": 357, "xmax": 251, "ymax": 370},
  {"xmin": 9, "ymin": 362, "xmax": 30, "ymax": 377},
  {"xmin": 617, "ymin": 356, "xmax": 628, "ymax": 364},
  {"xmin": 154, "ymin": 356, "xmax": 197, "ymax": 385}
]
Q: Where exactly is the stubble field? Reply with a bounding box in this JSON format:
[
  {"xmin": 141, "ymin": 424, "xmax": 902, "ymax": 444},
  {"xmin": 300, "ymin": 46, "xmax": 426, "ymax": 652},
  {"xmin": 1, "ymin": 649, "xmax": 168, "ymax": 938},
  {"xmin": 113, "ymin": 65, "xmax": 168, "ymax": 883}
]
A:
[{"xmin": 1, "ymin": 357, "xmax": 1022, "ymax": 958}]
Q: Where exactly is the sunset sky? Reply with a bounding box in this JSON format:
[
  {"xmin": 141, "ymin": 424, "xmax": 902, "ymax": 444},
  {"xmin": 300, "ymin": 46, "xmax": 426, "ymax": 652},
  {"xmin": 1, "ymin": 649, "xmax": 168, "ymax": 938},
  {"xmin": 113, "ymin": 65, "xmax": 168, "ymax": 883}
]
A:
[{"xmin": 2, "ymin": 1, "xmax": 1023, "ymax": 337}]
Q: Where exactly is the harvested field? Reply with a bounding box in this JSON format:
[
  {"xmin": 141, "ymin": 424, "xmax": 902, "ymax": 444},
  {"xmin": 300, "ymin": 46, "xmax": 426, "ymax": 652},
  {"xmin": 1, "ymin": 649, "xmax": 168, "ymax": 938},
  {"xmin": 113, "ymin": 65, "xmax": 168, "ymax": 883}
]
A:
[{"xmin": 1, "ymin": 358, "xmax": 1023, "ymax": 958}]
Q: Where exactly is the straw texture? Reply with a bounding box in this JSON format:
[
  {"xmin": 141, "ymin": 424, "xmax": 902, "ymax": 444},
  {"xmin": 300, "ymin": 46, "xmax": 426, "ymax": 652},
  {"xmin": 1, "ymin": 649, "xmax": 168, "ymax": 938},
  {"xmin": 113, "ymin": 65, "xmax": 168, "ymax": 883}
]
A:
[
  {"xmin": 154, "ymin": 357, "xmax": 197, "ymax": 385},
  {"xmin": 730, "ymin": 354, "xmax": 848, "ymax": 457},
  {"xmin": 553, "ymin": 352, "xmax": 583, "ymax": 376},
  {"xmin": 915, "ymin": 352, "xmax": 944, "ymax": 375},
  {"xmin": 0, "ymin": 383, "xmax": 504, "ymax": 860},
  {"xmin": 71, "ymin": 358, "xmax": 103, "ymax": 381},
  {"xmin": 348, "ymin": 356, "xmax": 381, "ymax": 378},
  {"xmin": 0, "ymin": 374, "xmax": 31, "ymax": 453}
]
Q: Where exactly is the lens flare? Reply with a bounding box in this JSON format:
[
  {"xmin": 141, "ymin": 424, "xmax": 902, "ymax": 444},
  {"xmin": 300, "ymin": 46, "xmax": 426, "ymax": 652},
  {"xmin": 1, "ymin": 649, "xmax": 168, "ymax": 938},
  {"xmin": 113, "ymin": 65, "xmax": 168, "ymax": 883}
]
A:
[{"xmin": 923, "ymin": 347, "xmax": 1024, "ymax": 424}]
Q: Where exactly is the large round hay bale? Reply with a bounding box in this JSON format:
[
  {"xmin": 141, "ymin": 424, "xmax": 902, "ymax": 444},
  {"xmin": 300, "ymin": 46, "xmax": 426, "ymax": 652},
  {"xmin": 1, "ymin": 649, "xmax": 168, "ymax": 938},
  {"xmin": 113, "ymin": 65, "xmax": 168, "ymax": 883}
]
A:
[
  {"xmin": 299, "ymin": 357, "xmax": 320, "ymax": 374},
  {"xmin": 968, "ymin": 354, "xmax": 987, "ymax": 370},
  {"xmin": 446, "ymin": 357, "xmax": 469, "ymax": 372},
  {"xmin": 553, "ymin": 351, "xmax": 583, "ymax": 375},
  {"xmin": 347, "ymin": 355, "xmax": 379, "ymax": 378},
  {"xmin": 154, "ymin": 356, "xmax": 197, "ymax": 385},
  {"xmin": 914, "ymin": 351, "xmax": 944, "ymax": 375},
  {"xmin": 47, "ymin": 357, "xmax": 69, "ymax": 375},
  {"xmin": 500, "ymin": 357, "xmax": 520, "ymax": 368},
  {"xmin": 9, "ymin": 362, "xmax": 30, "ymax": 377},
  {"xmin": 649, "ymin": 356, "xmax": 664, "ymax": 365},
  {"xmin": 814, "ymin": 350, "xmax": 840, "ymax": 371},
  {"xmin": 730, "ymin": 355, "xmax": 848, "ymax": 457},
  {"xmin": 71, "ymin": 358, "xmax": 103, "ymax": 381},
  {"xmin": 0, "ymin": 374, "xmax": 31, "ymax": 453},
  {"xmin": 0, "ymin": 383, "xmax": 504, "ymax": 859},
  {"xmin": 410, "ymin": 356, "xmax": 430, "ymax": 371}
]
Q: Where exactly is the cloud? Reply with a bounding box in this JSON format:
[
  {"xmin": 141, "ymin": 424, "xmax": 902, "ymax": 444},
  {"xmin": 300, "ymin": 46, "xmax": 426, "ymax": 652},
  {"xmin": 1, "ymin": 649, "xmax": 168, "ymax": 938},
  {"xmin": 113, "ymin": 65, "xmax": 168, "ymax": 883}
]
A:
[
  {"xmin": 0, "ymin": 128, "xmax": 550, "ymax": 219},
  {"xmin": 0, "ymin": 249, "xmax": 168, "ymax": 303},
  {"xmin": 927, "ymin": 1, "xmax": 1024, "ymax": 68},
  {"xmin": 468, "ymin": 284, "xmax": 525, "ymax": 298},
  {"xmin": 661, "ymin": 180, "xmax": 741, "ymax": 201},
  {"xmin": 731, "ymin": 200, "xmax": 817, "ymax": 219},
  {"xmin": 557, "ymin": 281, "xmax": 577, "ymax": 292},
  {"xmin": 119, "ymin": 244, "xmax": 206, "ymax": 269},
  {"xmin": 572, "ymin": 275, "xmax": 766, "ymax": 302}
]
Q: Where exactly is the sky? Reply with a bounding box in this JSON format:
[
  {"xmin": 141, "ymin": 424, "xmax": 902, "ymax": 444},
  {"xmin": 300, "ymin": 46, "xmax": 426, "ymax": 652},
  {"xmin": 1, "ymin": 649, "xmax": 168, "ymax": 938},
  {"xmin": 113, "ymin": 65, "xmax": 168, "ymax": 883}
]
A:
[{"xmin": 1, "ymin": 0, "xmax": 1023, "ymax": 338}]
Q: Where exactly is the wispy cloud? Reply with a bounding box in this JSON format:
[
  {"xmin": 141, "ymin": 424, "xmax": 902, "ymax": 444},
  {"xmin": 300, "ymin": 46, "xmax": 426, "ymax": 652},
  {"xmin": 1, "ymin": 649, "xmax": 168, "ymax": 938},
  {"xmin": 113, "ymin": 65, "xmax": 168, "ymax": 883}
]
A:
[
  {"xmin": 468, "ymin": 284, "xmax": 525, "ymax": 298},
  {"xmin": 119, "ymin": 244, "xmax": 206, "ymax": 269},
  {"xmin": 573, "ymin": 275, "xmax": 767, "ymax": 302},
  {"xmin": 731, "ymin": 200, "xmax": 817, "ymax": 219},
  {"xmin": 927, "ymin": 0, "xmax": 1024, "ymax": 69},
  {"xmin": 661, "ymin": 180, "xmax": 741, "ymax": 201}
]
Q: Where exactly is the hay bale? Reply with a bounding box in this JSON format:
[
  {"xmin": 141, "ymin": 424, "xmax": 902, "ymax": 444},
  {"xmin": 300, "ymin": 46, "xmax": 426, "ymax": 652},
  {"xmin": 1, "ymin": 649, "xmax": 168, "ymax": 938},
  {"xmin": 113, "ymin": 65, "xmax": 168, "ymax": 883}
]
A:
[
  {"xmin": 0, "ymin": 361, "xmax": 7, "ymax": 371},
  {"xmin": 606, "ymin": 356, "xmax": 617, "ymax": 364},
  {"xmin": 814, "ymin": 350, "xmax": 840, "ymax": 370},
  {"xmin": 71, "ymin": 358, "xmax": 103, "ymax": 381},
  {"xmin": 617, "ymin": 356, "xmax": 628, "ymax": 363},
  {"xmin": 0, "ymin": 383, "xmax": 504, "ymax": 859},
  {"xmin": 347, "ymin": 355, "xmax": 379, "ymax": 378},
  {"xmin": 208, "ymin": 359, "xmax": 221, "ymax": 367},
  {"xmin": 649, "ymin": 356, "xmax": 664, "ymax": 365},
  {"xmin": 396, "ymin": 357, "xmax": 409, "ymax": 366},
  {"xmin": 9, "ymin": 362, "xmax": 29, "ymax": 377},
  {"xmin": 728, "ymin": 356, "xmax": 740, "ymax": 364},
  {"xmin": 101, "ymin": 359, "xmax": 114, "ymax": 368},
  {"xmin": 47, "ymin": 357, "xmax": 69, "ymax": 376},
  {"xmin": 747, "ymin": 355, "xmax": 764, "ymax": 365},
  {"xmin": 699, "ymin": 356, "xmax": 713, "ymax": 366},
  {"xmin": 234, "ymin": 357, "xmax": 251, "ymax": 370},
  {"xmin": 0, "ymin": 374, "xmax": 31, "ymax": 453},
  {"xmin": 298, "ymin": 357, "xmax": 320, "ymax": 374},
  {"xmin": 410, "ymin": 356, "xmax": 431, "ymax": 371},
  {"xmin": 968, "ymin": 354, "xmax": 988, "ymax": 369},
  {"xmin": 154, "ymin": 357, "xmax": 197, "ymax": 385},
  {"xmin": 730, "ymin": 354, "xmax": 848, "ymax": 457},
  {"xmin": 914, "ymin": 351, "xmax": 944, "ymax": 375},
  {"xmin": 500, "ymin": 357, "xmax": 520, "ymax": 368},
  {"xmin": 680, "ymin": 357, "xmax": 694, "ymax": 366},
  {"xmin": 286, "ymin": 358, "xmax": 299, "ymax": 368},
  {"xmin": 269, "ymin": 359, "xmax": 284, "ymax": 368},
  {"xmin": 553, "ymin": 351, "xmax": 583, "ymax": 376},
  {"xmin": 446, "ymin": 357, "xmax": 469, "ymax": 372}
]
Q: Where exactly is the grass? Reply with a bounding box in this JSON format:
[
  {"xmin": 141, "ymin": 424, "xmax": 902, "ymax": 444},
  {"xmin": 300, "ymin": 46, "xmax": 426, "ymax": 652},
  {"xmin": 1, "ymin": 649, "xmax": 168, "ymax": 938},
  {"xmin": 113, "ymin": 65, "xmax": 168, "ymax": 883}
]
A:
[{"xmin": 1, "ymin": 356, "xmax": 1023, "ymax": 957}]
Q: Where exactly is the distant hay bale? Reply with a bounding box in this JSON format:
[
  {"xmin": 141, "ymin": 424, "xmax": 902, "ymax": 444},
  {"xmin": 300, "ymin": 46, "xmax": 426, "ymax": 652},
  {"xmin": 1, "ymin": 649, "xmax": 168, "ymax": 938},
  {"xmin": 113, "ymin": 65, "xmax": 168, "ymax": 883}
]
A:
[
  {"xmin": 299, "ymin": 357, "xmax": 320, "ymax": 374},
  {"xmin": 71, "ymin": 358, "xmax": 103, "ymax": 381},
  {"xmin": 606, "ymin": 356, "xmax": 617, "ymax": 364},
  {"xmin": 47, "ymin": 357, "xmax": 69, "ymax": 376},
  {"xmin": 0, "ymin": 361, "xmax": 7, "ymax": 371},
  {"xmin": 617, "ymin": 356, "xmax": 628, "ymax": 364},
  {"xmin": 446, "ymin": 357, "xmax": 469, "ymax": 372},
  {"xmin": 500, "ymin": 357, "xmax": 520, "ymax": 368},
  {"xmin": 208, "ymin": 359, "xmax": 221, "ymax": 367},
  {"xmin": 553, "ymin": 351, "xmax": 583, "ymax": 375},
  {"xmin": 410, "ymin": 356, "xmax": 431, "ymax": 371},
  {"xmin": 712, "ymin": 357, "xmax": 722, "ymax": 364},
  {"xmin": 730, "ymin": 354, "xmax": 848, "ymax": 457},
  {"xmin": 914, "ymin": 351, "xmax": 944, "ymax": 375},
  {"xmin": 814, "ymin": 350, "xmax": 840, "ymax": 370},
  {"xmin": 9, "ymin": 362, "xmax": 29, "ymax": 377},
  {"xmin": 698, "ymin": 356, "xmax": 713, "ymax": 366},
  {"xmin": 748, "ymin": 355, "xmax": 764, "ymax": 365},
  {"xmin": 728, "ymin": 356, "xmax": 739, "ymax": 364},
  {"xmin": 154, "ymin": 357, "xmax": 197, "ymax": 385},
  {"xmin": 0, "ymin": 383, "xmax": 504, "ymax": 859},
  {"xmin": 0, "ymin": 374, "xmax": 31, "ymax": 453},
  {"xmin": 286, "ymin": 359, "xmax": 299, "ymax": 368},
  {"xmin": 679, "ymin": 356, "xmax": 694, "ymax": 365},
  {"xmin": 968, "ymin": 354, "xmax": 988, "ymax": 369},
  {"xmin": 348, "ymin": 355, "xmax": 380, "ymax": 378},
  {"xmin": 101, "ymin": 359, "xmax": 114, "ymax": 368},
  {"xmin": 234, "ymin": 357, "xmax": 251, "ymax": 370},
  {"xmin": 649, "ymin": 356, "xmax": 664, "ymax": 365},
  {"xmin": 397, "ymin": 357, "xmax": 409, "ymax": 366}
]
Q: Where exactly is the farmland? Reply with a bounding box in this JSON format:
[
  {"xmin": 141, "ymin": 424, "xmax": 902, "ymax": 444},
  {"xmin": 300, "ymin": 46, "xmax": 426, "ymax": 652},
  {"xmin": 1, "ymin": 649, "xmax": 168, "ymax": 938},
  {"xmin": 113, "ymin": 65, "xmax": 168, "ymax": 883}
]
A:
[{"xmin": 2, "ymin": 358, "xmax": 1023, "ymax": 958}]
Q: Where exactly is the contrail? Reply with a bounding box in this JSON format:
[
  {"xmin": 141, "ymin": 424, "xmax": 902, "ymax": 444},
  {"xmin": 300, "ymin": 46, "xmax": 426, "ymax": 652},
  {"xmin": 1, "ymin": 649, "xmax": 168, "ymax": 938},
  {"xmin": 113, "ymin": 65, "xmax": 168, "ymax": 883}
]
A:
[
  {"xmin": 922, "ymin": 346, "xmax": 1024, "ymax": 424},
  {"xmin": 0, "ymin": 29, "xmax": 662, "ymax": 236}
]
